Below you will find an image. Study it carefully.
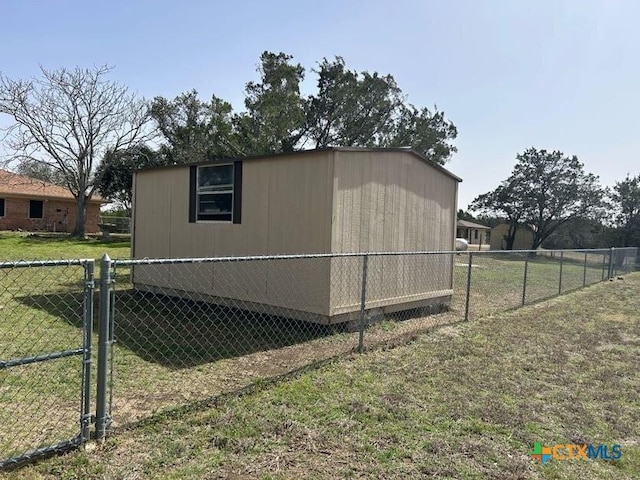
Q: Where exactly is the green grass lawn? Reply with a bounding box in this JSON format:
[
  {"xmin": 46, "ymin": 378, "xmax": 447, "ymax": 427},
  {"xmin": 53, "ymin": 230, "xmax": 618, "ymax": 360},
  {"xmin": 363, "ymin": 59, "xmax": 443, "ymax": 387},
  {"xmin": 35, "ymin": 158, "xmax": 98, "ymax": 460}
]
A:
[
  {"xmin": 3, "ymin": 273, "xmax": 638, "ymax": 479},
  {"xmin": 0, "ymin": 232, "xmax": 130, "ymax": 261},
  {"xmin": 0, "ymin": 233, "xmax": 131, "ymax": 460},
  {"xmin": 1, "ymin": 233, "xmax": 636, "ymax": 477}
]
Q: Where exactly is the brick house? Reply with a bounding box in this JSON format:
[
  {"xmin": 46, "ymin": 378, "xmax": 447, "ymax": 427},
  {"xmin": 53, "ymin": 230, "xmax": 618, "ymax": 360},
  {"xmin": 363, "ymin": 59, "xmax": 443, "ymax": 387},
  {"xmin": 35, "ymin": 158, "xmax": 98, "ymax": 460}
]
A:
[{"xmin": 0, "ymin": 169, "xmax": 103, "ymax": 233}]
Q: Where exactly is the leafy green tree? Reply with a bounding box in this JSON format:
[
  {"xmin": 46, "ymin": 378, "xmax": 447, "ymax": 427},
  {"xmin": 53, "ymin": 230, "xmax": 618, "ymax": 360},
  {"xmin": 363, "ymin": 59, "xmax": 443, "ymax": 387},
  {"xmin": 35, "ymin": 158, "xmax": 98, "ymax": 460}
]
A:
[
  {"xmin": 96, "ymin": 145, "xmax": 165, "ymax": 213},
  {"xmin": 387, "ymin": 104, "xmax": 458, "ymax": 164},
  {"xmin": 611, "ymin": 173, "xmax": 640, "ymax": 246},
  {"xmin": 235, "ymin": 52, "xmax": 306, "ymax": 153},
  {"xmin": 305, "ymin": 57, "xmax": 402, "ymax": 148},
  {"xmin": 457, "ymin": 209, "xmax": 476, "ymax": 221},
  {"xmin": 305, "ymin": 57, "xmax": 457, "ymax": 163},
  {"xmin": 470, "ymin": 148, "xmax": 605, "ymax": 250},
  {"xmin": 151, "ymin": 52, "xmax": 458, "ymax": 165},
  {"xmin": 541, "ymin": 217, "xmax": 610, "ymax": 249},
  {"xmin": 150, "ymin": 90, "xmax": 240, "ymax": 163},
  {"xmin": 470, "ymin": 177, "xmax": 529, "ymax": 250}
]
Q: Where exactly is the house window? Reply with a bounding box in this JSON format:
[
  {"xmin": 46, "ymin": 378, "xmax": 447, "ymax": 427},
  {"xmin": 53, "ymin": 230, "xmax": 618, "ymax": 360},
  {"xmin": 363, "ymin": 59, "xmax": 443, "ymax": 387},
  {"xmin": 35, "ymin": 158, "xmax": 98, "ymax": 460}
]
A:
[
  {"xmin": 29, "ymin": 200, "xmax": 44, "ymax": 219},
  {"xmin": 0, "ymin": 198, "xmax": 4, "ymax": 217},
  {"xmin": 189, "ymin": 162, "xmax": 242, "ymax": 224},
  {"xmin": 474, "ymin": 230, "xmax": 479, "ymax": 240}
]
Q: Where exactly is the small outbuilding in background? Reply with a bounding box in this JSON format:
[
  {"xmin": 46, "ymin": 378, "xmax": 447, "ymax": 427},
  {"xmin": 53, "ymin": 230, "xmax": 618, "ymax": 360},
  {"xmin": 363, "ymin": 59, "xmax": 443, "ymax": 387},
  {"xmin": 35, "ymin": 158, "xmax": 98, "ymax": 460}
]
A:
[
  {"xmin": 490, "ymin": 223, "xmax": 535, "ymax": 250},
  {"xmin": 456, "ymin": 219, "xmax": 491, "ymax": 247},
  {"xmin": 131, "ymin": 147, "xmax": 461, "ymax": 324}
]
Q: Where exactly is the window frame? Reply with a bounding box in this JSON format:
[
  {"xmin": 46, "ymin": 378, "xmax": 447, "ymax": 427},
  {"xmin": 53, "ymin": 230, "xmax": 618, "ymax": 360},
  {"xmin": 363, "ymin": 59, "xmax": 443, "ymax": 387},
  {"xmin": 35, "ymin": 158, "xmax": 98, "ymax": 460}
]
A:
[
  {"xmin": 29, "ymin": 199, "xmax": 44, "ymax": 219},
  {"xmin": 197, "ymin": 164, "xmax": 234, "ymax": 223},
  {"xmin": 189, "ymin": 162, "xmax": 242, "ymax": 224},
  {"xmin": 0, "ymin": 198, "xmax": 4, "ymax": 217}
]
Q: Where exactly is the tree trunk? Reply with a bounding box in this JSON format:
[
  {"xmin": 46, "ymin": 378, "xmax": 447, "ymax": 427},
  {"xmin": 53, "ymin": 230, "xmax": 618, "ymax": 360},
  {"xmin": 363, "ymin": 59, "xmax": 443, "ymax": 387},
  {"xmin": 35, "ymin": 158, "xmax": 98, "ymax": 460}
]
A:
[
  {"xmin": 72, "ymin": 195, "xmax": 87, "ymax": 238},
  {"xmin": 505, "ymin": 224, "xmax": 518, "ymax": 250}
]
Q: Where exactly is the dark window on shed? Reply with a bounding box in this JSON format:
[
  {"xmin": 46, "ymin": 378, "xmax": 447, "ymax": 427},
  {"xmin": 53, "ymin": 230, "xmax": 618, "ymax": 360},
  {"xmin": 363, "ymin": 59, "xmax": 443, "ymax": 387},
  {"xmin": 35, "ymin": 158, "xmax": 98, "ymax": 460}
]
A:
[
  {"xmin": 0, "ymin": 198, "xmax": 4, "ymax": 217},
  {"xmin": 189, "ymin": 162, "xmax": 242, "ymax": 224},
  {"xmin": 29, "ymin": 200, "xmax": 44, "ymax": 219}
]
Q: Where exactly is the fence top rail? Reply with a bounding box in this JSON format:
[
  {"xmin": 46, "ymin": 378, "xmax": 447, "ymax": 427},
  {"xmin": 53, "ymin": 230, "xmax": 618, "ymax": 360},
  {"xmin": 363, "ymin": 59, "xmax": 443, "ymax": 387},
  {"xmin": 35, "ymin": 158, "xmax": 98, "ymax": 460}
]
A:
[
  {"xmin": 0, "ymin": 258, "xmax": 94, "ymax": 270},
  {"xmin": 110, "ymin": 247, "xmax": 637, "ymax": 266}
]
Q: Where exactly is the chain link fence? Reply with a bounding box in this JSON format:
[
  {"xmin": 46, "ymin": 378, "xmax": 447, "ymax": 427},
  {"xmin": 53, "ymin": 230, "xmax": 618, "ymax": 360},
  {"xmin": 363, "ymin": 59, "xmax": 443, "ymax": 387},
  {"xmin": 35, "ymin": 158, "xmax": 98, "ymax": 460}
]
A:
[
  {"xmin": 98, "ymin": 216, "xmax": 131, "ymax": 234},
  {"xmin": 0, "ymin": 259, "xmax": 94, "ymax": 468},
  {"xmin": 1, "ymin": 246, "xmax": 637, "ymax": 467}
]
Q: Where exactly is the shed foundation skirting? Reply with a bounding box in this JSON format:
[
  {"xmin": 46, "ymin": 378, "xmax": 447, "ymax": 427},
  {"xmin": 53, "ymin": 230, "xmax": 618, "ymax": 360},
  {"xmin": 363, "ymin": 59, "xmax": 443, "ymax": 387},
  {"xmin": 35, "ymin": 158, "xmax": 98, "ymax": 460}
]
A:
[{"xmin": 132, "ymin": 283, "xmax": 453, "ymax": 325}]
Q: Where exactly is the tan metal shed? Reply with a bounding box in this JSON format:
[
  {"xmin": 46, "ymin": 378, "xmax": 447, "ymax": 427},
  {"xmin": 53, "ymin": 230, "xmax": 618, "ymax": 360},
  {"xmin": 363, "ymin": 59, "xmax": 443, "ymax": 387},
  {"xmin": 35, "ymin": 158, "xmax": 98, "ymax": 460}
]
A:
[
  {"xmin": 131, "ymin": 148, "xmax": 461, "ymax": 324},
  {"xmin": 489, "ymin": 223, "xmax": 535, "ymax": 250}
]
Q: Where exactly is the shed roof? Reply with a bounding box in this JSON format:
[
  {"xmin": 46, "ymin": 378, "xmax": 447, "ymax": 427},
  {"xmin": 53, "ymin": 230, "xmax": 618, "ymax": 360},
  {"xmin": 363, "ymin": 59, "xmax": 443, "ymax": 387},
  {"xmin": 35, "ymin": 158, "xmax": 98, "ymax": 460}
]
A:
[
  {"xmin": 0, "ymin": 169, "xmax": 104, "ymax": 203},
  {"xmin": 457, "ymin": 219, "xmax": 491, "ymax": 230},
  {"xmin": 136, "ymin": 147, "xmax": 463, "ymax": 182}
]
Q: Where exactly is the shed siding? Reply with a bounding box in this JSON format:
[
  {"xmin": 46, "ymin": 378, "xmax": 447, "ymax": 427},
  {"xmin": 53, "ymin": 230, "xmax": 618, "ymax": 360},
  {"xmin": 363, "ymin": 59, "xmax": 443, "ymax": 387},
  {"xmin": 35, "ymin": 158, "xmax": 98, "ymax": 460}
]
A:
[
  {"xmin": 132, "ymin": 151, "xmax": 334, "ymax": 316},
  {"xmin": 133, "ymin": 149, "xmax": 459, "ymax": 323},
  {"xmin": 329, "ymin": 151, "xmax": 457, "ymax": 315}
]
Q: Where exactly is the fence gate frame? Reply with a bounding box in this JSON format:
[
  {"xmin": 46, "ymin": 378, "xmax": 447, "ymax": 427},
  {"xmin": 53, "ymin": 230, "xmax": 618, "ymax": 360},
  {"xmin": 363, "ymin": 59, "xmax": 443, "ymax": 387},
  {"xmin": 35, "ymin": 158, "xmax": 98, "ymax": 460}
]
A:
[{"xmin": 0, "ymin": 259, "xmax": 95, "ymax": 469}]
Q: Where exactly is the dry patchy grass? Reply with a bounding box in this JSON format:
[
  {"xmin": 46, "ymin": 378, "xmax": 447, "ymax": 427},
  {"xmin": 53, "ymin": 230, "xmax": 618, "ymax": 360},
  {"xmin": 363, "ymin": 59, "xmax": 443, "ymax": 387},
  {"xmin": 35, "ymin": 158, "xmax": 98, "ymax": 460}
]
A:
[{"xmin": 4, "ymin": 273, "xmax": 639, "ymax": 479}]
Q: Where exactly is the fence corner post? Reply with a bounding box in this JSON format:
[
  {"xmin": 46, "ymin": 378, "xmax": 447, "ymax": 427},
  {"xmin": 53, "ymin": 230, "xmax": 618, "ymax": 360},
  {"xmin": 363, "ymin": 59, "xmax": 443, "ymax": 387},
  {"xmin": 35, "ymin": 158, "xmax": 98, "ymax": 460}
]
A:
[
  {"xmin": 464, "ymin": 251, "xmax": 473, "ymax": 321},
  {"xmin": 357, "ymin": 254, "xmax": 369, "ymax": 353},
  {"xmin": 95, "ymin": 253, "xmax": 112, "ymax": 442}
]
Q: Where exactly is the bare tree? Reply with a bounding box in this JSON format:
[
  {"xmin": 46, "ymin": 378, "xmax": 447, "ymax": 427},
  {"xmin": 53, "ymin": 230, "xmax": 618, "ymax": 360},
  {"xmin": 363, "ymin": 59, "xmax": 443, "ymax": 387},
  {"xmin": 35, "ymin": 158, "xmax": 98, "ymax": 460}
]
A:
[{"xmin": 0, "ymin": 65, "xmax": 151, "ymax": 237}]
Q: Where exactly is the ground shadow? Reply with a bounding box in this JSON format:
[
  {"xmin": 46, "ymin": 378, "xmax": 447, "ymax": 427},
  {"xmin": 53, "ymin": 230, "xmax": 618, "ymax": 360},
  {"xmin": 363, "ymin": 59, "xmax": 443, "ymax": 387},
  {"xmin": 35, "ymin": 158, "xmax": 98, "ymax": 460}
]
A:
[
  {"xmin": 13, "ymin": 234, "xmax": 130, "ymax": 246},
  {"xmin": 17, "ymin": 290, "xmax": 338, "ymax": 370}
]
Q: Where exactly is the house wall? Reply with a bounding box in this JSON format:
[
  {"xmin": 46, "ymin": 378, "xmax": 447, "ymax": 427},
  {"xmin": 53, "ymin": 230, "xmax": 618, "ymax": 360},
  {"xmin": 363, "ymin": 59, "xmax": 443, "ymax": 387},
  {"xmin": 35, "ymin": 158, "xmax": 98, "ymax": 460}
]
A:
[
  {"xmin": 0, "ymin": 196, "xmax": 101, "ymax": 233},
  {"xmin": 132, "ymin": 151, "xmax": 335, "ymax": 316},
  {"xmin": 456, "ymin": 227, "xmax": 489, "ymax": 245},
  {"xmin": 329, "ymin": 150, "xmax": 458, "ymax": 315},
  {"xmin": 489, "ymin": 223, "xmax": 534, "ymax": 250}
]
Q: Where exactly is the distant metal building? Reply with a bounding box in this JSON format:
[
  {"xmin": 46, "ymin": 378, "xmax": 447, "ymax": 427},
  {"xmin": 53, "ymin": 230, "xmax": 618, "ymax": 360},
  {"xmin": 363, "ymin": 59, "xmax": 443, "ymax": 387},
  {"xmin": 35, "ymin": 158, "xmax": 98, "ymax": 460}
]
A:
[
  {"xmin": 490, "ymin": 223, "xmax": 535, "ymax": 250},
  {"xmin": 131, "ymin": 148, "xmax": 461, "ymax": 324}
]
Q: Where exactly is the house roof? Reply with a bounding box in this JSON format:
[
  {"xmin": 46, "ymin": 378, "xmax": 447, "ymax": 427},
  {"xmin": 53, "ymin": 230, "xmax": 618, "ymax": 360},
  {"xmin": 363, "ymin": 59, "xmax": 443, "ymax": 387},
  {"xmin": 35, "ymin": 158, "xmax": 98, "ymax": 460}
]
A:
[
  {"xmin": 0, "ymin": 169, "xmax": 104, "ymax": 203},
  {"xmin": 457, "ymin": 219, "xmax": 491, "ymax": 230},
  {"xmin": 136, "ymin": 147, "xmax": 463, "ymax": 182}
]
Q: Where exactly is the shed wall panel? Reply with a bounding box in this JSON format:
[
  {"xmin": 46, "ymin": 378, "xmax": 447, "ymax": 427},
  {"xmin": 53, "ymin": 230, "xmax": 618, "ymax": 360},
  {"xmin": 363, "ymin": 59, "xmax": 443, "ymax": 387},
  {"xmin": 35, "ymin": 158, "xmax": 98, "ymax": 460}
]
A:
[
  {"xmin": 133, "ymin": 151, "xmax": 334, "ymax": 316},
  {"xmin": 329, "ymin": 151, "xmax": 457, "ymax": 315}
]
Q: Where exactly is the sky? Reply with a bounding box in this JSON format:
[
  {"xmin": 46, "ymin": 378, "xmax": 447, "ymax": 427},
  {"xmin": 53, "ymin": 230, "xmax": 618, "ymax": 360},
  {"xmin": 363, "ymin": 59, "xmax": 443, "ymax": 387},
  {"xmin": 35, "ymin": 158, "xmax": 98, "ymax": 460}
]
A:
[{"xmin": 1, "ymin": 0, "xmax": 639, "ymax": 209}]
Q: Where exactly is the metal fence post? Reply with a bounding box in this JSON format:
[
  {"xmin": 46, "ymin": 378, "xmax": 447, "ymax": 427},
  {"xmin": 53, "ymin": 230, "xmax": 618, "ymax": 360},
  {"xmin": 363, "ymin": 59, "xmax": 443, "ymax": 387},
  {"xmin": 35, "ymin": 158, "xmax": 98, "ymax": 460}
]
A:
[
  {"xmin": 357, "ymin": 254, "xmax": 369, "ymax": 353},
  {"xmin": 522, "ymin": 254, "xmax": 529, "ymax": 306},
  {"xmin": 608, "ymin": 247, "xmax": 614, "ymax": 279},
  {"xmin": 601, "ymin": 251, "xmax": 606, "ymax": 281},
  {"xmin": 80, "ymin": 260, "xmax": 95, "ymax": 444},
  {"xmin": 582, "ymin": 251, "xmax": 588, "ymax": 287},
  {"xmin": 558, "ymin": 251, "xmax": 564, "ymax": 295},
  {"xmin": 95, "ymin": 254, "xmax": 112, "ymax": 442},
  {"xmin": 464, "ymin": 252, "xmax": 473, "ymax": 321}
]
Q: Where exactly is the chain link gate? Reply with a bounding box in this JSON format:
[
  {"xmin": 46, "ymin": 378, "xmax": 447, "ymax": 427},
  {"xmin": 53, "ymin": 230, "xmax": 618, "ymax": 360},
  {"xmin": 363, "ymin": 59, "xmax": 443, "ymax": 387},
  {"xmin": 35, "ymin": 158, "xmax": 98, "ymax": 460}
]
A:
[{"xmin": 0, "ymin": 259, "xmax": 94, "ymax": 469}]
